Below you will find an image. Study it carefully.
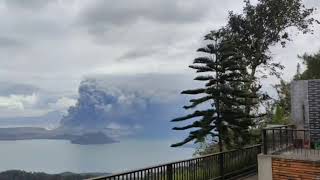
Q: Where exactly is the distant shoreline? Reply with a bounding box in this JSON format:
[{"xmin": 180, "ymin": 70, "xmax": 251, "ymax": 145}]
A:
[
  {"xmin": 0, "ymin": 127, "xmax": 116, "ymax": 145},
  {"xmin": 0, "ymin": 170, "xmax": 111, "ymax": 180}
]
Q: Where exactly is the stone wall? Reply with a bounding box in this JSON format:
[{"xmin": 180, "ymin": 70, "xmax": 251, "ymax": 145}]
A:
[
  {"xmin": 291, "ymin": 80, "xmax": 309, "ymax": 129},
  {"xmin": 272, "ymin": 158, "xmax": 320, "ymax": 180},
  {"xmin": 308, "ymin": 80, "xmax": 320, "ymax": 143}
]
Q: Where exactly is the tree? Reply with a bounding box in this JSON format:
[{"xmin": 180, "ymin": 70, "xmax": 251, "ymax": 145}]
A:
[
  {"xmin": 226, "ymin": 0, "xmax": 316, "ymax": 120},
  {"xmin": 270, "ymin": 80, "xmax": 291, "ymax": 124},
  {"xmin": 171, "ymin": 0, "xmax": 316, "ymax": 152},
  {"xmin": 171, "ymin": 29, "xmax": 260, "ymax": 151},
  {"xmin": 298, "ymin": 51, "xmax": 320, "ymax": 80},
  {"xmin": 269, "ymin": 50, "xmax": 320, "ymax": 125},
  {"xmin": 274, "ymin": 80, "xmax": 291, "ymax": 113},
  {"xmin": 272, "ymin": 105, "xmax": 286, "ymax": 124},
  {"xmin": 294, "ymin": 63, "xmax": 302, "ymax": 80}
]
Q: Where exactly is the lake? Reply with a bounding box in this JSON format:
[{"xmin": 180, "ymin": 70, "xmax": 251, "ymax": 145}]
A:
[{"xmin": 0, "ymin": 139, "xmax": 194, "ymax": 174}]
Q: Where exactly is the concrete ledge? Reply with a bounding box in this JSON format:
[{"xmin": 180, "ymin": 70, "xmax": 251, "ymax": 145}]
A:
[{"xmin": 257, "ymin": 154, "xmax": 272, "ymax": 180}]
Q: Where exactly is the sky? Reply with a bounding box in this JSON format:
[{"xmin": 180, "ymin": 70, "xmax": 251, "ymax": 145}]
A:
[{"xmin": 0, "ymin": 0, "xmax": 319, "ymax": 120}]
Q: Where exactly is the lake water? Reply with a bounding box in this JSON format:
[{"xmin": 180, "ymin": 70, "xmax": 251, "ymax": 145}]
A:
[{"xmin": 0, "ymin": 139, "xmax": 194, "ymax": 174}]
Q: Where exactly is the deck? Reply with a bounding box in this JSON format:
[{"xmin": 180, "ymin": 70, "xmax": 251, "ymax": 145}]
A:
[{"xmin": 242, "ymin": 175, "xmax": 258, "ymax": 180}]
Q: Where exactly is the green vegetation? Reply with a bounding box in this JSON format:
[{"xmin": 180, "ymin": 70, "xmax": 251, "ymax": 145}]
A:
[
  {"xmin": 267, "ymin": 50, "xmax": 320, "ymax": 125},
  {"xmin": 171, "ymin": 29, "xmax": 259, "ymax": 151},
  {"xmin": 296, "ymin": 51, "xmax": 320, "ymax": 80},
  {"xmin": 172, "ymin": 0, "xmax": 316, "ymax": 154},
  {"xmin": 269, "ymin": 80, "xmax": 291, "ymax": 125},
  {"xmin": 0, "ymin": 170, "xmax": 108, "ymax": 180}
]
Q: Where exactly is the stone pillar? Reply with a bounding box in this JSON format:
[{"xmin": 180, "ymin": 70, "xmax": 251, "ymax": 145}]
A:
[{"xmin": 258, "ymin": 154, "xmax": 272, "ymax": 180}]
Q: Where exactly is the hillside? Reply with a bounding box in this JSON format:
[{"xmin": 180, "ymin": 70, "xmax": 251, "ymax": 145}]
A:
[{"xmin": 0, "ymin": 170, "xmax": 110, "ymax": 180}]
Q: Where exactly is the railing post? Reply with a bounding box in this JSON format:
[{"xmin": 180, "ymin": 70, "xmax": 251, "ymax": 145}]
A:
[
  {"xmin": 285, "ymin": 127, "xmax": 289, "ymax": 147},
  {"xmin": 263, "ymin": 129, "xmax": 268, "ymax": 154},
  {"xmin": 258, "ymin": 144, "xmax": 262, "ymax": 154},
  {"xmin": 219, "ymin": 152, "xmax": 224, "ymax": 180},
  {"xmin": 167, "ymin": 164, "xmax": 173, "ymax": 180},
  {"xmin": 272, "ymin": 129, "xmax": 275, "ymax": 151},
  {"xmin": 280, "ymin": 128, "xmax": 282, "ymax": 149}
]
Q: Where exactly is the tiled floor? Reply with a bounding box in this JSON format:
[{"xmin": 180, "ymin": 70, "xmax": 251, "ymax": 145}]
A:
[
  {"xmin": 280, "ymin": 148, "xmax": 320, "ymax": 161},
  {"xmin": 240, "ymin": 175, "xmax": 258, "ymax": 180}
]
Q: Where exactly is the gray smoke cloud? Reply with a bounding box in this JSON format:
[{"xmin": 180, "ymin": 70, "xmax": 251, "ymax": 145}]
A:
[{"xmin": 61, "ymin": 74, "xmax": 196, "ymax": 138}]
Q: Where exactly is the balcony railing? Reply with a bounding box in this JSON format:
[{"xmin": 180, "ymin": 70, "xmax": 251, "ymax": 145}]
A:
[
  {"xmin": 89, "ymin": 144, "xmax": 261, "ymax": 180},
  {"xmin": 262, "ymin": 127, "xmax": 320, "ymax": 157}
]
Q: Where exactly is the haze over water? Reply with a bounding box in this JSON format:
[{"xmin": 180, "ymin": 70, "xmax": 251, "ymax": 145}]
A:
[{"xmin": 0, "ymin": 139, "xmax": 193, "ymax": 174}]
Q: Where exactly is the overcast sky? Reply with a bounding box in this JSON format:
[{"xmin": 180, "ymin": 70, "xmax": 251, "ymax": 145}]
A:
[{"xmin": 0, "ymin": 0, "xmax": 319, "ymax": 118}]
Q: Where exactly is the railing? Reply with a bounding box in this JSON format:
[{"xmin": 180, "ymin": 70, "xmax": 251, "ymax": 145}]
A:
[
  {"xmin": 89, "ymin": 144, "xmax": 261, "ymax": 180},
  {"xmin": 262, "ymin": 127, "xmax": 320, "ymax": 156}
]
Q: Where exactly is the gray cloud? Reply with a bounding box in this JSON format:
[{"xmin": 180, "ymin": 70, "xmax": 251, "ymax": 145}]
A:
[
  {"xmin": 74, "ymin": 0, "xmax": 243, "ymax": 59},
  {"xmin": 61, "ymin": 74, "xmax": 195, "ymax": 138},
  {"xmin": 305, "ymin": 0, "xmax": 320, "ymax": 7},
  {"xmin": 4, "ymin": 0, "xmax": 53, "ymax": 10},
  {"xmin": 0, "ymin": 82, "xmax": 38, "ymax": 96},
  {"xmin": 75, "ymin": 0, "xmax": 216, "ymax": 50},
  {"xmin": 79, "ymin": 0, "xmax": 211, "ymax": 29},
  {"xmin": 83, "ymin": 73, "xmax": 196, "ymax": 97},
  {"xmin": 0, "ymin": 0, "xmax": 318, "ymax": 120},
  {"xmin": 117, "ymin": 47, "xmax": 160, "ymax": 61},
  {"xmin": 0, "ymin": 37, "xmax": 23, "ymax": 48},
  {"xmin": 0, "ymin": 81, "xmax": 77, "ymax": 118}
]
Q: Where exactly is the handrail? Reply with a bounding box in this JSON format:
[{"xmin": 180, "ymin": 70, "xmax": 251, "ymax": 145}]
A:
[
  {"xmin": 262, "ymin": 128, "xmax": 320, "ymax": 155},
  {"xmin": 263, "ymin": 124, "xmax": 295, "ymax": 130},
  {"xmin": 88, "ymin": 144, "xmax": 261, "ymax": 180}
]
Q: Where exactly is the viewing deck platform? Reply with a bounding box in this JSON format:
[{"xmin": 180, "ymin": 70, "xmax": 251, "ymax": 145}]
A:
[
  {"xmin": 89, "ymin": 145, "xmax": 261, "ymax": 180},
  {"xmin": 242, "ymin": 175, "xmax": 258, "ymax": 180},
  {"xmin": 258, "ymin": 127, "xmax": 320, "ymax": 180}
]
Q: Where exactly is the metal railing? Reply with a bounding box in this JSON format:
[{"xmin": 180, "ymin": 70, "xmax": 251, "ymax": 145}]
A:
[
  {"xmin": 262, "ymin": 127, "xmax": 320, "ymax": 156},
  {"xmin": 89, "ymin": 144, "xmax": 261, "ymax": 180}
]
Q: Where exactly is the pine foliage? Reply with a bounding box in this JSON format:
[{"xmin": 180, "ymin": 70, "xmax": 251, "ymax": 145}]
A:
[
  {"xmin": 171, "ymin": 0, "xmax": 317, "ymax": 150},
  {"xmin": 171, "ymin": 30, "xmax": 259, "ymax": 148}
]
